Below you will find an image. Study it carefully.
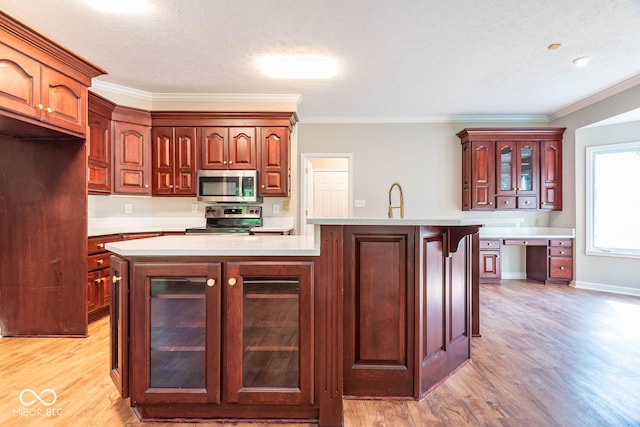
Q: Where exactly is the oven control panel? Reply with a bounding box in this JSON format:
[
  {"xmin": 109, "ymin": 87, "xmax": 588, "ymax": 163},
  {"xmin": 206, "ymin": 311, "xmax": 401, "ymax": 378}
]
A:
[{"xmin": 205, "ymin": 204, "xmax": 262, "ymax": 219}]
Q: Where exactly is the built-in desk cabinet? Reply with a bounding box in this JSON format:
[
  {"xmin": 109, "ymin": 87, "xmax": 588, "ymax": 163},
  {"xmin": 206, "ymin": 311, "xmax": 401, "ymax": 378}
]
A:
[
  {"xmin": 479, "ymin": 237, "xmax": 573, "ymax": 285},
  {"xmin": 459, "ymin": 128, "xmax": 565, "ymax": 211}
]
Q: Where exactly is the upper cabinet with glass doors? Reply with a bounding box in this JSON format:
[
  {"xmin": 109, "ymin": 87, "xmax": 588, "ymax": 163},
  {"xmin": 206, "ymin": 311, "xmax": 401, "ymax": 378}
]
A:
[{"xmin": 458, "ymin": 128, "xmax": 565, "ymax": 211}]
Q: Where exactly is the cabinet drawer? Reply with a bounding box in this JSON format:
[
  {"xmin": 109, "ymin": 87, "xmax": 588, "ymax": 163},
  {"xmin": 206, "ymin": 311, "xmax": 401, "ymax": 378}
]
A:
[
  {"xmin": 88, "ymin": 252, "xmax": 111, "ymax": 271},
  {"xmin": 503, "ymin": 239, "xmax": 547, "ymax": 246},
  {"xmin": 517, "ymin": 196, "xmax": 537, "ymax": 209},
  {"xmin": 496, "ymin": 196, "xmax": 516, "ymax": 209},
  {"xmin": 88, "ymin": 234, "xmax": 121, "ymax": 255},
  {"xmin": 550, "ymin": 239, "xmax": 572, "ymax": 248},
  {"xmin": 549, "ymin": 257, "xmax": 572, "ymax": 279},
  {"xmin": 480, "ymin": 239, "xmax": 501, "ymax": 249},
  {"xmin": 549, "ymin": 247, "xmax": 572, "ymax": 257}
]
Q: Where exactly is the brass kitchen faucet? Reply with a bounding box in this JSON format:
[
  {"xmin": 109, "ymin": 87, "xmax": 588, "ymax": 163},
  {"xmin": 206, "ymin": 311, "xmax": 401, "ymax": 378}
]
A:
[{"xmin": 387, "ymin": 182, "xmax": 404, "ymax": 219}]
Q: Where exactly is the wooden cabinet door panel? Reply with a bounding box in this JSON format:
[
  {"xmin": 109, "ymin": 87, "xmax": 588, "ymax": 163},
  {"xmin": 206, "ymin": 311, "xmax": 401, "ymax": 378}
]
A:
[
  {"xmin": 200, "ymin": 127, "xmax": 228, "ymax": 169},
  {"xmin": 0, "ymin": 43, "xmax": 40, "ymax": 118},
  {"xmin": 480, "ymin": 250, "xmax": 501, "ymax": 279},
  {"xmin": 114, "ymin": 122, "xmax": 151, "ymax": 194},
  {"xmin": 87, "ymin": 110, "xmax": 111, "ymax": 193},
  {"xmin": 229, "ymin": 127, "xmax": 257, "ymax": 169},
  {"xmin": 541, "ymin": 140, "xmax": 562, "ymax": 210},
  {"xmin": 174, "ymin": 127, "xmax": 197, "ymax": 195},
  {"xmin": 471, "ymin": 141, "xmax": 495, "ymax": 210},
  {"xmin": 152, "ymin": 127, "xmax": 174, "ymax": 194},
  {"xmin": 259, "ymin": 127, "xmax": 289, "ymax": 197},
  {"xmin": 41, "ymin": 67, "xmax": 85, "ymax": 134}
]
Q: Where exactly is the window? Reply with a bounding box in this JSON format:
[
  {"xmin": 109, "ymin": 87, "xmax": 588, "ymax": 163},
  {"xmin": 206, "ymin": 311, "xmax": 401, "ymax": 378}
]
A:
[{"xmin": 586, "ymin": 141, "xmax": 640, "ymax": 258}]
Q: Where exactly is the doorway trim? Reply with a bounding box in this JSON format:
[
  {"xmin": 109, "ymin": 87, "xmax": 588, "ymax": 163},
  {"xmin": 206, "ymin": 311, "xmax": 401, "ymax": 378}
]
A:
[{"xmin": 299, "ymin": 153, "xmax": 353, "ymax": 236}]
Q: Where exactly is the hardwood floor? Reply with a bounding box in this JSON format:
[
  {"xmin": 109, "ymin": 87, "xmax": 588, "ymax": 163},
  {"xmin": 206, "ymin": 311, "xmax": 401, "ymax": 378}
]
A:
[{"xmin": 1, "ymin": 280, "xmax": 639, "ymax": 426}]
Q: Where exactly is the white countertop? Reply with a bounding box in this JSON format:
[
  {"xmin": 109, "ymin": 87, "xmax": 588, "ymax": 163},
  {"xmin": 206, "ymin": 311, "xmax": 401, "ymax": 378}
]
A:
[
  {"xmin": 106, "ymin": 233, "xmax": 318, "ymax": 257},
  {"xmin": 479, "ymin": 227, "xmax": 575, "ymax": 239},
  {"xmin": 89, "ymin": 216, "xmax": 294, "ymax": 237},
  {"xmin": 306, "ymin": 217, "xmax": 512, "ymax": 226}
]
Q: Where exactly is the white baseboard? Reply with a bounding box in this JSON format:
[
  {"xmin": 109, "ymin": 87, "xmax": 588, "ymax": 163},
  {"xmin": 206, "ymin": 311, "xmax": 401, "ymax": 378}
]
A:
[
  {"xmin": 573, "ymin": 280, "xmax": 640, "ymax": 297},
  {"xmin": 501, "ymin": 272, "xmax": 526, "ymax": 280}
]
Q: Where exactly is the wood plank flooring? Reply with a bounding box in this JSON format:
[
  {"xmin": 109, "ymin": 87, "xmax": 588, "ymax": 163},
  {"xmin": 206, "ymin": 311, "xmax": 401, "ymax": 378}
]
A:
[{"xmin": 1, "ymin": 280, "xmax": 639, "ymax": 426}]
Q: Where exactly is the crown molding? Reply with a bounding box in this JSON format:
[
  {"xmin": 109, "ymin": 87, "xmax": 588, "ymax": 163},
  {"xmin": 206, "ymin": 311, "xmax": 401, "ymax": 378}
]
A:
[
  {"xmin": 550, "ymin": 73, "xmax": 640, "ymax": 121},
  {"xmin": 299, "ymin": 114, "xmax": 550, "ymax": 124},
  {"xmin": 90, "ymin": 79, "xmax": 301, "ymax": 105}
]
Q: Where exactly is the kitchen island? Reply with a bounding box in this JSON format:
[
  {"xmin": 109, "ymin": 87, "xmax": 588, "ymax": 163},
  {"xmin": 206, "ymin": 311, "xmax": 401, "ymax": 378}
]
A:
[{"xmin": 106, "ymin": 219, "xmax": 481, "ymax": 426}]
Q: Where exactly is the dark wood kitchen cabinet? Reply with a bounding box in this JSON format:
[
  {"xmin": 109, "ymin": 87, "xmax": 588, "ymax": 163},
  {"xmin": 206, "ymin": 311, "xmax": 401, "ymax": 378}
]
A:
[
  {"xmin": 200, "ymin": 127, "xmax": 257, "ymax": 170},
  {"xmin": 87, "ymin": 234, "xmax": 122, "ymax": 321},
  {"xmin": 0, "ymin": 11, "xmax": 105, "ymax": 337},
  {"xmin": 479, "ymin": 239, "xmax": 501, "ymax": 284},
  {"xmin": 458, "ymin": 128, "xmax": 565, "ymax": 211},
  {"xmin": 113, "ymin": 106, "xmax": 152, "ymax": 195},
  {"xmin": 259, "ymin": 127, "xmax": 290, "ymax": 197},
  {"xmin": 152, "ymin": 126, "xmax": 197, "ymax": 195},
  {"xmin": 88, "ymin": 92, "xmax": 116, "ymax": 193},
  {"xmin": 113, "ymin": 255, "xmax": 320, "ymax": 422},
  {"xmin": 0, "ymin": 34, "xmax": 100, "ymax": 138}
]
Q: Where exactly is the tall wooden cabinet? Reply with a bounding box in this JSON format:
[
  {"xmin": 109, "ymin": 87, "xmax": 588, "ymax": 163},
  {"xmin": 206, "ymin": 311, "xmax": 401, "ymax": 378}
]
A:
[
  {"xmin": 260, "ymin": 127, "xmax": 290, "ymax": 197},
  {"xmin": 88, "ymin": 92, "xmax": 116, "ymax": 193},
  {"xmin": 0, "ymin": 10, "xmax": 105, "ymax": 336},
  {"xmin": 458, "ymin": 128, "xmax": 565, "ymax": 211}
]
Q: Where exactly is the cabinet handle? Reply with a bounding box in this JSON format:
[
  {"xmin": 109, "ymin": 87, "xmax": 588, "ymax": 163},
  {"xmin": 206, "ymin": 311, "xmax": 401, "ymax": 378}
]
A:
[
  {"xmin": 112, "ymin": 275, "xmax": 121, "ymax": 283},
  {"xmin": 560, "ymin": 250, "xmax": 565, "ymax": 255},
  {"xmin": 524, "ymin": 241, "xmax": 528, "ymax": 244},
  {"xmin": 97, "ymin": 259, "xmax": 104, "ymax": 265},
  {"xmin": 169, "ymin": 185, "xmax": 173, "ymax": 188},
  {"xmin": 207, "ymin": 278, "xmax": 216, "ymax": 287},
  {"xmin": 145, "ymin": 184, "xmax": 149, "ymax": 188},
  {"xmin": 228, "ymin": 277, "xmax": 237, "ymax": 286},
  {"xmin": 261, "ymin": 184, "xmax": 265, "ymax": 189},
  {"xmin": 45, "ymin": 107, "xmax": 53, "ymax": 113},
  {"xmin": 559, "ymin": 242, "xmax": 564, "ymax": 245},
  {"xmin": 487, "ymin": 243, "xmax": 492, "ymax": 246},
  {"xmin": 489, "ymin": 201, "xmax": 493, "ymax": 205},
  {"xmin": 496, "ymin": 255, "xmax": 501, "ymax": 259},
  {"xmin": 97, "ymin": 243, "xmax": 105, "ymax": 248},
  {"xmin": 504, "ymin": 200, "xmax": 509, "ymax": 204},
  {"xmin": 94, "ymin": 278, "xmax": 101, "ymax": 284},
  {"xmin": 525, "ymin": 200, "xmax": 530, "ymax": 204},
  {"xmin": 223, "ymin": 160, "xmax": 227, "ymax": 165},
  {"xmin": 229, "ymin": 160, "xmax": 233, "ymax": 165},
  {"xmin": 36, "ymin": 103, "xmax": 44, "ymax": 110},
  {"xmin": 560, "ymin": 266, "xmax": 565, "ymax": 270}
]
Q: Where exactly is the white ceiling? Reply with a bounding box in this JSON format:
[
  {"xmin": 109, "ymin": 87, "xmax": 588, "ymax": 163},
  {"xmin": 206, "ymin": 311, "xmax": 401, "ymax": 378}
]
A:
[{"xmin": 3, "ymin": 0, "xmax": 640, "ymax": 122}]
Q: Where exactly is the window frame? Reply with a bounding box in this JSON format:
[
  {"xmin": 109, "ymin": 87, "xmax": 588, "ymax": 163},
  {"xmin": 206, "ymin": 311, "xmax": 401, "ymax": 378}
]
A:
[{"xmin": 586, "ymin": 141, "xmax": 640, "ymax": 259}]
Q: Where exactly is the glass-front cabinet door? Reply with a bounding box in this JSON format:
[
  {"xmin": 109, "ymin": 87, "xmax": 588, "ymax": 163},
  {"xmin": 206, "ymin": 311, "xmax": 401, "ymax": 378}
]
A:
[
  {"xmin": 496, "ymin": 140, "xmax": 539, "ymax": 207},
  {"xmin": 131, "ymin": 262, "xmax": 221, "ymax": 404},
  {"xmin": 224, "ymin": 261, "xmax": 313, "ymax": 405}
]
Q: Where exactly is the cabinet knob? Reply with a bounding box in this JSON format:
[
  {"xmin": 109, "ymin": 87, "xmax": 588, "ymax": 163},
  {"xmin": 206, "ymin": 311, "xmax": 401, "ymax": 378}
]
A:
[
  {"xmin": 169, "ymin": 185, "xmax": 173, "ymax": 188},
  {"xmin": 261, "ymin": 184, "xmax": 265, "ymax": 189},
  {"xmin": 45, "ymin": 107, "xmax": 53, "ymax": 113},
  {"xmin": 504, "ymin": 200, "xmax": 509, "ymax": 204},
  {"xmin": 489, "ymin": 202, "xmax": 493, "ymax": 206},
  {"xmin": 542, "ymin": 202, "xmax": 546, "ymax": 205},
  {"xmin": 560, "ymin": 251, "xmax": 565, "ymax": 254},
  {"xmin": 112, "ymin": 275, "xmax": 121, "ymax": 283},
  {"xmin": 229, "ymin": 160, "xmax": 233, "ymax": 165},
  {"xmin": 525, "ymin": 200, "xmax": 530, "ymax": 205},
  {"xmin": 223, "ymin": 160, "xmax": 227, "ymax": 165},
  {"xmin": 36, "ymin": 103, "xmax": 44, "ymax": 110},
  {"xmin": 524, "ymin": 241, "xmax": 528, "ymax": 244},
  {"xmin": 97, "ymin": 259, "xmax": 104, "ymax": 265},
  {"xmin": 487, "ymin": 243, "xmax": 492, "ymax": 246},
  {"xmin": 559, "ymin": 242, "xmax": 564, "ymax": 245},
  {"xmin": 207, "ymin": 278, "xmax": 216, "ymax": 287},
  {"xmin": 97, "ymin": 243, "xmax": 105, "ymax": 248},
  {"xmin": 145, "ymin": 184, "xmax": 149, "ymax": 188},
  {"xmin": 228, "ymin": 277, "xmax": 237, "ymax": 286},
  {"xmin": 560, "ymin": 266, "xmax": 565, "ymax": 270},
  {"xmin": 94, "ymin": 278, "xmax": 101, "ymax": 284}
]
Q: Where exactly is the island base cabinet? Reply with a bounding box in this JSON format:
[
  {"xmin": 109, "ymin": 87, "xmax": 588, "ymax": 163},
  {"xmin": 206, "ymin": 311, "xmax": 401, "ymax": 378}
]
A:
[{"xmin": 112, "ymin": 257, "xmax": 336, "ymax": 425}]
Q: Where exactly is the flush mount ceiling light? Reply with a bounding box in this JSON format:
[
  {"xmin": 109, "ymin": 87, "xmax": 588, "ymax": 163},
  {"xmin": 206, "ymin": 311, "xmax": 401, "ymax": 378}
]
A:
[
  {"xmin": 258, "ymin": 55, "xmax": 337, "ymax": 79},
  {"xmin": 547, "ymin": 43, "xmax": 562, "ymax": 50},
  {"xmin": 86, "ymin": 0, "xmax": 151, "ymax": 13},
  {"xmin": 573, "ymin": 56, "xmax": 591, "ymax": 67}
]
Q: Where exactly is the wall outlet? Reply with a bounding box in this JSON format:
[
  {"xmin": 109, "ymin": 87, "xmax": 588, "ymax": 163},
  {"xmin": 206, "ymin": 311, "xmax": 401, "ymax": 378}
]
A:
[
  {"xmin": 272, "ymin": 204, "xmax": 280, "ymax": 213},
  {"xmin": 533, "ymin": 217, "xmax": 540, "ymax": 226},
  {"xmin": 191, "ymin": 203, "xmax": 199, "ymax": 213},
  {"xmin": 355, "ymin": 199, "xmax": 366, "ymax": 208},
  {"xmin": 124, "ymin": 203, "xmax": 133, "ymax": 214}
]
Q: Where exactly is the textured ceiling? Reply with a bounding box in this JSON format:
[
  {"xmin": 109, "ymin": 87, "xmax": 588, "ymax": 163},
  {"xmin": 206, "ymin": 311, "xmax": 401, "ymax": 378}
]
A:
[{"xmin": 3, "ymin": 0, "xmax": 640, "ymax": 122}]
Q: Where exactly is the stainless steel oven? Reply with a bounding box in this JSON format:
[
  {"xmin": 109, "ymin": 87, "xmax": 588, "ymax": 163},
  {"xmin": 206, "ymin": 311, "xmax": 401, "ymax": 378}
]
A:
[{"xmin": 185, "ymin": 204, "xmax": 263, "ymax": 235}]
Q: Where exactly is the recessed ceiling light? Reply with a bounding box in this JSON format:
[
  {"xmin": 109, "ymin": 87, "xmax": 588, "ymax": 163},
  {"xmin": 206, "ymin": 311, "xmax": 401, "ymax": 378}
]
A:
[
  {"xmin": 573, "ymin": 56, "xmax": 590, "ymax": 67},
  {"xmin": 86, "ymin": 0, "xmax": 151, "ymax": 13},
  {"xmin": 258, "ymin": 55, "xmax": 337, "ymax": 79}
]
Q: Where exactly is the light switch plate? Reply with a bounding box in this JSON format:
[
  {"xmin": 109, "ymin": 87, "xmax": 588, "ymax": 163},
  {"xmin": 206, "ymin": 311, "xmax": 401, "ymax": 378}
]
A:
[{"xmin": 355, "ymin": 199, "xmax": 365, "ymax": 208}]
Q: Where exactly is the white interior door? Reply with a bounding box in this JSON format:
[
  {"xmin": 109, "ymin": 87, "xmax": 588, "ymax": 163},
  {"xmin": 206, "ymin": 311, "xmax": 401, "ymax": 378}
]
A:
[{"xmin": 313, "ymin": 171, "xmax": 349, "ymax": 217}]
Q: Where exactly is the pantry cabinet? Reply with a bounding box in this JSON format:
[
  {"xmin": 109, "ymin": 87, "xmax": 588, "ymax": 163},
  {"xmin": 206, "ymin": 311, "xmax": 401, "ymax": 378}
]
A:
[{"xmin": 458, "ymin": 128, "xmax": 565, "ymax": 211}]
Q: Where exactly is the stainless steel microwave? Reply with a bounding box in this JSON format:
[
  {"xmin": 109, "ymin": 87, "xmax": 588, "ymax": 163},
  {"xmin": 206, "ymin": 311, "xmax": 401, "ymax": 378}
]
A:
[{"xmin": 196, "ymin": 170, "xmax": 260, "ymax": 203}]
